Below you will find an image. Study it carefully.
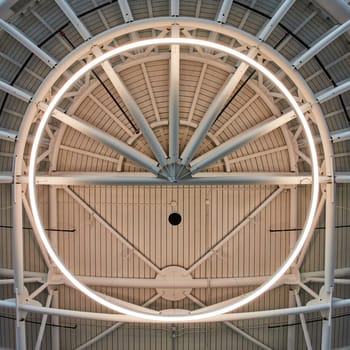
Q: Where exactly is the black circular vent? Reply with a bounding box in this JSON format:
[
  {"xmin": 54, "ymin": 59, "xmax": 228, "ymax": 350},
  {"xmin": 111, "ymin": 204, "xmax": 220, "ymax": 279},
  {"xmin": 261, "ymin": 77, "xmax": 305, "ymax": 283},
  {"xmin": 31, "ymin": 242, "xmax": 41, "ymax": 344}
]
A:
[{"xmin": 168, "ymin": 212, "xmax": 182, "ymax": 226}]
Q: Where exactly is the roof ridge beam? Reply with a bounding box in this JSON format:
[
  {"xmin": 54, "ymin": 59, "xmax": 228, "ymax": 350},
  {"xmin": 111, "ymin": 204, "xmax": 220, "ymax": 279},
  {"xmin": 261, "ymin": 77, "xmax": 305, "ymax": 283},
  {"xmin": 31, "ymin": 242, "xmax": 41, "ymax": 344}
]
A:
[{"xmin": 0, "ymin": 19, "xmax": 57, "ymax": 68}]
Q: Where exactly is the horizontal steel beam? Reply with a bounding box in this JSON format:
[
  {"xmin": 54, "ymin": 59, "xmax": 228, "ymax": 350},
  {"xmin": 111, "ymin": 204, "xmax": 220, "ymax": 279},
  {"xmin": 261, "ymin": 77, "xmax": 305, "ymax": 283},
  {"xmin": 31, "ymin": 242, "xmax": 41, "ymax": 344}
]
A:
[
  {"xmin": 53, "ymin": 274, "xmax": 296, "ymax": 288},
  {"xmin": 1, "ymin": 298, "xmax": 350, "ymax": 323},
  {"xmin": 14, "ymin": 173, "xmax": 331, "ymax": 185}
]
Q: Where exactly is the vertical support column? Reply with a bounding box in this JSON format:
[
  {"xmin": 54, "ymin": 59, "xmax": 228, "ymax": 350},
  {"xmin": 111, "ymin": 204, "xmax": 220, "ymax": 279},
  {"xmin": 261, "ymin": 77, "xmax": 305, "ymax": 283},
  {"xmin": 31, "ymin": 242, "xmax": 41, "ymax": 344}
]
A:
[
  {"xmin": 287, "ymin": 186, "xmax": 297, "ymax": 350},
  {"xmin": 321, "ymin": 183, "xmax": 336, "ymax": 350},
  {"xmin": 49, "ymin": 186, "xmax": 60, "ymax": 350},
  {"xmin": 169, "ymin": 24, "xmax": 180, "ymax": 175},
  {"xmin": 51, "ymin": 290, "xmax": 60, "ymax": 350},
  {"xmin": 12, "ymin": 183, "xmax": 26, "ymax": 350}
]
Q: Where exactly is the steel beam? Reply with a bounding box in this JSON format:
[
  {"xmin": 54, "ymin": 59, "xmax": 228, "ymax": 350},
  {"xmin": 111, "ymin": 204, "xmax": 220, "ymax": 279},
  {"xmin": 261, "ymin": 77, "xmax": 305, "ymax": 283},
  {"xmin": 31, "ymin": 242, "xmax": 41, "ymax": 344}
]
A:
[
  {"xmin": 2, "ymin": 297, "xmax": 350, "ymax": 324},
  {"xmin": 180, "ymin": 67, "xmax": 250, "ymax": 166},
  {"xmin": 170, "ymin": 0, "xmax": 179, "ymax": 16},
  {"xmin": 0, "ymin": 277, "xmax": 41, "ymax": 285},
  {"xmin": 215, "ymin": 0, "xmax": 233, "ymax": 23},
  {"xmin": 55, "ymin": 0, "xmax": 91, "ymax": 40},
  {"xmin": 316, "ymin": 78, "xmax": 350, "ymax": 103},
  {"xmin": 0, "ymin": 19, "xmax": 56, "ymax": 68},
  {"xmin": 49, "ymin": 186, "xmax": 60, "ymax": 350},
  {"xmin": 76, "ymin": 294, "xmax": 160, "ymax": 349},
  {"xmin": 118, "ymin": 0, "xmax": 134, "ymax": 22},
  {"xmin": 292, "ymin": 20, "xmax": 350, "ymax": 69},
  {"xmin": 287, "ymin": 186, "xmax": 298, "ymax": 350},
  {"xmin": 0, "ymin": 79, "xmax": 32, "ymax": 102},
  {"xmin": 0, "ymin": 128, "xmax": 17, "ymax": 141},
  {"xmin": 38, "ymin": 103, "xmax": 160, "ymax": 175},
  {"xmin": 50, "ymin": 290, "xmax": 60, "ymax": 350},
  {"xmin": 59, "ymin": 273, "xmax": 296, "ymax": 288},
  {"xmin": 12, "ymin": 183, "xmax": 26, "ymax": 350},
  {"xmin": 22, "ymin": 195, "xmax": 53, "ymax": 269},
  {"xmin": 257, "ymin": 0, "xmax": 295, "ymax": 40},
  {"xmin": 34, "ymin": 292, "xmax": 53, "ymax": 350},
  {"xmin": 91, "ymin": 47, "xmax": 168, "ymax": 169},
  {"xmin": 19, "ymin": 173, "xmax": 329, "ymax": 186},
  {"xmin": 294, "ymin": 290, "xmax": 312, "ymax": 350},
  {"xmin": 169, "ymin": 25, "xmax": 180, "ymax": 166},
  {"xmin": 321, "ymin": 182, "xmax": 336, "ymax": 350},
  {"xmin": 64, "ymin": 187, "xmax": 161, "ymax": 274},
  {"xmin": 189, "ymin": 112, "xmax": 296, "ymax": 174},
  {"xmin": 287, "ymin": 291, "xmax": 296, "ymax": 350},
  {"xmin": 55, "ymin": 0, "xmax": 166, "ymax": 167},
  {"xmin": 330, "ymin": 127, "xmax": 350, "ymax": 143},
  {"xmin": 187, "ymin": 294, "xmax": 272, "ymax": 350},
  {"xmin": 0, "ymin": 174, "xmax": 13, "ymax": 183},
  {"xmin": 188, "ymin": 187, "xmax": 284, "ymax": 273},
  {"xmin": 304, "ymin": 278, "xmax": 350, "ymax": 285},
  {"xmin": 180, "ymin": 0, "xmax": 298, "ymax": 167}
]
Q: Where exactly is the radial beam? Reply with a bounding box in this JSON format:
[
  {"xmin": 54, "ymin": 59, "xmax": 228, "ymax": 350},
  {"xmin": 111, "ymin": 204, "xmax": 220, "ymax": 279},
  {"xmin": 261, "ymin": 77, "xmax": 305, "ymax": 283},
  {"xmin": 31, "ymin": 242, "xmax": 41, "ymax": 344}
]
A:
[
  {"xmin": 55, "ymin": 0, "xmax": 91, "ymax": 40},
  {"xmin": 257, "ymin": 0, "xmax": 295, "ymax": 40},
  {"xmin": 0, "ymin": 128, "xmax": 17, "ymax": 142},
  {"xmin": 169, "ymin": 25, "xmax": 180, "ymax": 165},
  {"xmin": 292, "ymin": 20, "xmax": 350, "ymax": 69},
  {"xmin": 0, "ymin": 79, "xmax": 32, "ymax": 102},
  {"xmin": 92, "ymin": 48, "xmax": 168, "ymax": 168},
  {"xmin": 330, "ymin": 127, "xmax": 350, "ymax": 143},
  {"xmin": 38, "ymin": 103, "xmax": 160, "ymax": 175},
  {"xmin": 180, "ymin": 0, "xmax": 296, "ymax": 166},
  {"xmin": 118, "ymin": 0, "xmax": 134, "ymax": 22},
  {"xmin": 316, "ymin": 78, "xmax": 350, "ymax": 103},
  {"xmin": 55, "ymin": 0, "xmax": 167, "ymax": 167},
  {"xmin": 0, "ymin": 19, "xmax": 57, "ymax": 68},
  {"xmin": 215, "ymin": 0, "xmax": 233, "ymax": 23},
  {"xmin": 189, "ymin": 112, "xmax": 296, "ymax": 174}
]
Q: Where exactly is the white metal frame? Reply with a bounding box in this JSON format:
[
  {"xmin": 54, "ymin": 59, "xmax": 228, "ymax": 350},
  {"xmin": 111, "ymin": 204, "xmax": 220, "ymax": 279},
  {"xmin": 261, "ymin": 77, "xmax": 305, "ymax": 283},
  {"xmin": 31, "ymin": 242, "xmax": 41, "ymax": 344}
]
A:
[{"xmin": 3, "ymin": 9, "xmax": 348, "ymax": 348}]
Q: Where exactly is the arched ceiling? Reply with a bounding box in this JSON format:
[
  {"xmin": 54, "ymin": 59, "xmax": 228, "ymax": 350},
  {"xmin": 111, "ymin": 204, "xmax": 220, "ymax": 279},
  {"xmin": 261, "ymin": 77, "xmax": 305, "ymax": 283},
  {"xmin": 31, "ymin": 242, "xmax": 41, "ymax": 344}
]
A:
[{"xmin": 0, "ymin": 1, "xmax": 350, "ymax": 349}]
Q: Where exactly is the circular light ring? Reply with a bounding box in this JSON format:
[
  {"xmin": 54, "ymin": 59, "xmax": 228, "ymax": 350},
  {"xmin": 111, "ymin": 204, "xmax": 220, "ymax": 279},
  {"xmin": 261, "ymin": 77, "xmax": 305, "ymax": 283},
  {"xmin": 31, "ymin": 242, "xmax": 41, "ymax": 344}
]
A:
[{"xmin": 29, "ymin": 38, "xmax": 319, "ymax": 322}]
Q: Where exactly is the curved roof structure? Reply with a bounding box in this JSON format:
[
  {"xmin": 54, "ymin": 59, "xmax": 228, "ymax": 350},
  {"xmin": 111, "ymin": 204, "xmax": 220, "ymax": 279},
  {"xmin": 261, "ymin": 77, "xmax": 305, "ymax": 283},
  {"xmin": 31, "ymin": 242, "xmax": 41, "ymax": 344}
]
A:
[{"xmin": 0, "ymin": 0, "xmax": 349, "ymax": 348}]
